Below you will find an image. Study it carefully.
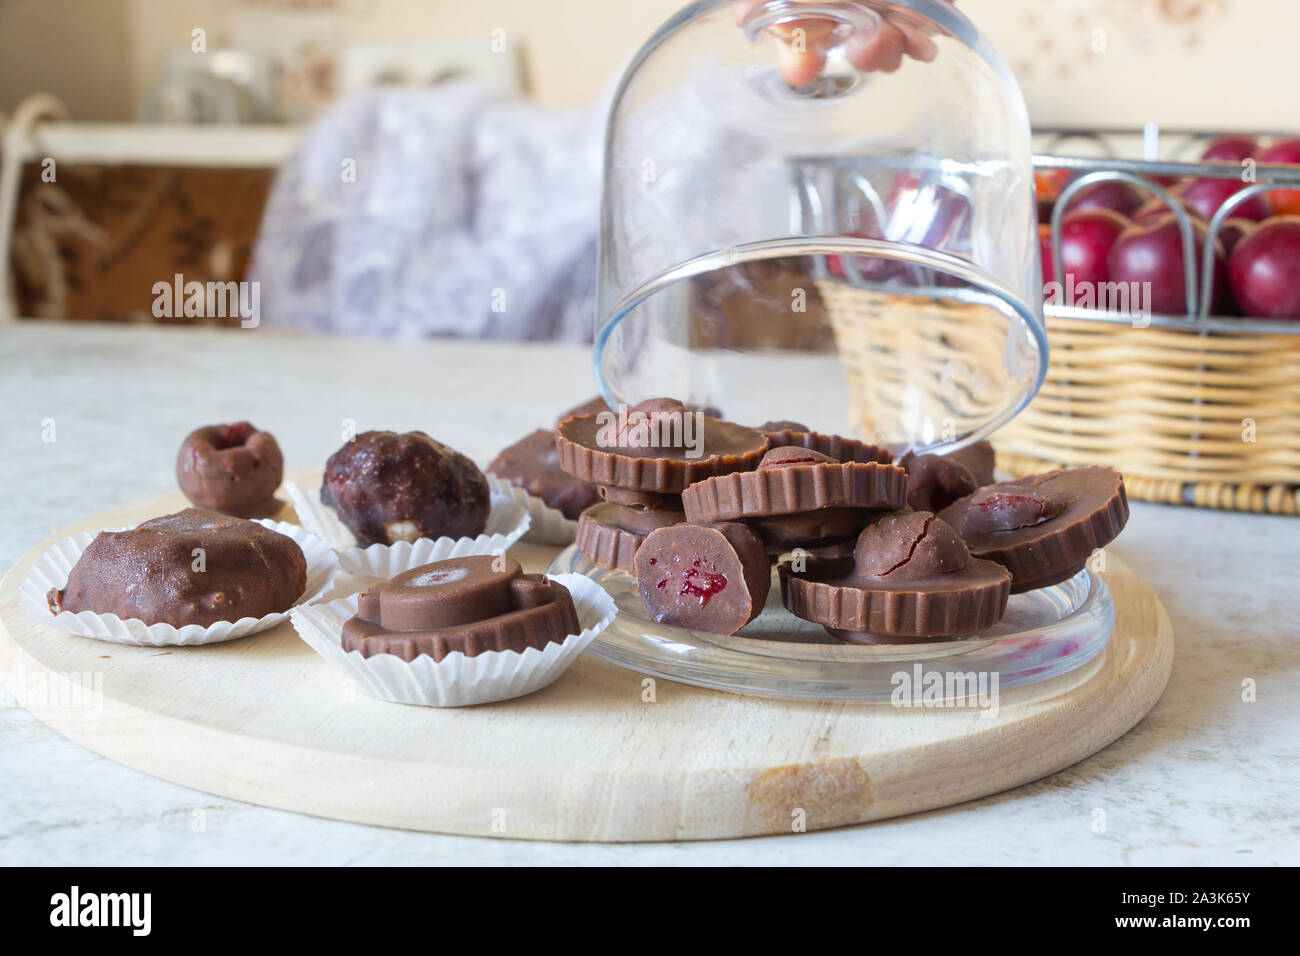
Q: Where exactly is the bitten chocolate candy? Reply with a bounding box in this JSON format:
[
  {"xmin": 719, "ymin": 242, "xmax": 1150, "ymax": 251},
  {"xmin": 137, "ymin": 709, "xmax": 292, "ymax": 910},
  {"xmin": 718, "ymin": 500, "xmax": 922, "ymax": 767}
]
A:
[
  {"xmin": 341, "ymin": 556, "xmax": 580, "ymax": 662},
  {"xmin": 634, "ymin": 522, "xmax": 770, "ymax": 635},
  {"xmin": 48, "ymin": 509, "xmax": 307, "ymax": 628},
  {"xmin": 939, "ymin": 466, "xmax": 1128, "ymax": 593},
  {"xmin": 488, "ymin": 429, "xmax": 600, "ymax": 520},
  {"xmin": 321, "ymin": 431, "xmax": 490, "ymax": 547},
  {"xmin": 780, "ymin": 512, "xmax": 1012, "ymax": 641},
  {"xmin": 176, "ymin": 422, "xmax": 283, "ymax": 517},
  {"xmin": 555, "ymin": 398, "xmax": 769, "ymax": 493}
]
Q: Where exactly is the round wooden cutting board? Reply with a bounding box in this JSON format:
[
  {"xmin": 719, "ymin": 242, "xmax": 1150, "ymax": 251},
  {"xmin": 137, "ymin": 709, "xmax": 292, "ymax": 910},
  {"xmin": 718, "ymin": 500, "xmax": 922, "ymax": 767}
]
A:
[{"xmin": 0, "ymin": 487, "xmax": 1172, "ymax": 842}]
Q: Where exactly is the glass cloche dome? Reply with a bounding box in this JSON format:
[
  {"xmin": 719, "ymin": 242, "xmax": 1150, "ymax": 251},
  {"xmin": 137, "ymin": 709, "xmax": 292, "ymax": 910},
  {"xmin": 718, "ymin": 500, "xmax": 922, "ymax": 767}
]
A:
[{"xmin": 595, "ymin": 0, "xmax": 1046, "ymax": 451}]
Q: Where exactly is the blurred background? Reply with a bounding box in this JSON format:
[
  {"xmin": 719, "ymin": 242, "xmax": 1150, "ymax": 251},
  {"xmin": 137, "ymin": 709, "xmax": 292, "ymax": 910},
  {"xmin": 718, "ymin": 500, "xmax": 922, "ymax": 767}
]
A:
[{"xmin": 1, "ymin": 0, "xmax": 1296, "ymax": 339}]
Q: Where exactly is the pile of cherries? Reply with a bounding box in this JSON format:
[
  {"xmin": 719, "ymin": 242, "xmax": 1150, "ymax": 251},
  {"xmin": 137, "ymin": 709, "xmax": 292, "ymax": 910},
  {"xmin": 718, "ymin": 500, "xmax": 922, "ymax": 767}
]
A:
[{"xmin": 1037, "ymin": 135, "xmax": 1300, "ymax": 320}]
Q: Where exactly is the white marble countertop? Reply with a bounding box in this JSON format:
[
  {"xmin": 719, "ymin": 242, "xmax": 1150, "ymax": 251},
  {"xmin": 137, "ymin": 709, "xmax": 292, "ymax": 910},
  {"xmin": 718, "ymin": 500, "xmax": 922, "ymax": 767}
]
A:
[{"xmin": 1, "ymin": 322, "xmax": 1296, "ymax": 866}]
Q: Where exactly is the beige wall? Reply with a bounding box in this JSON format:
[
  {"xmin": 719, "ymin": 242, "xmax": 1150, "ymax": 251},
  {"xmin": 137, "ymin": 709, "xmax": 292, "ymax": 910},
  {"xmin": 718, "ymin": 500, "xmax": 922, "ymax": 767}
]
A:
[{"xmin": 3, "ymin": 0, "xmax": 1298, "ymax": 131}]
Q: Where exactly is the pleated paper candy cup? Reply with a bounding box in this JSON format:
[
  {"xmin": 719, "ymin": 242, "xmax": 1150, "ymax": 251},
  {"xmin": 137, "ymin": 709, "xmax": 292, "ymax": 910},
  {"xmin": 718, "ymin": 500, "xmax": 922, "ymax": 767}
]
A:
[
  {"xmin": 514, "ymin": 491, "xmax": 580, "ymax": 546},
  {"xmin": 288, "ymin": 573, "xmax": 616, "ymax": 707},
  {"xmin": 285, "ymin": 473, "xmax": 531, "ymax": 578},
  {"xmin": 19, "ymin": 520, "xmax": 339, "ymax": 646}
]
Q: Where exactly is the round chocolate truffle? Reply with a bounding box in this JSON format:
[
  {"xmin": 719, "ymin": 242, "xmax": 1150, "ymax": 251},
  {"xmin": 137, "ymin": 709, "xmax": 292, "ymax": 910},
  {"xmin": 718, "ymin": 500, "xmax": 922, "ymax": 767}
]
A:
[
  {"xmin": 176, "ymin": 422, "xmax": 283, "ymax": 516},
  {"xmin": 321, "ymin": 431, "xmax": 490, "ymax": 547},
  {"xmin": 47, "ymin": 508, "xmax": 307, "ymax": 628}
]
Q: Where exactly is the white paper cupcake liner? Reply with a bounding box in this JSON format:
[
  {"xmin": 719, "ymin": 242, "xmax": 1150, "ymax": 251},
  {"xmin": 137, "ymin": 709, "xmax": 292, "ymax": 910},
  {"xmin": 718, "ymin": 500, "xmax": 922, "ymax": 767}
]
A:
[
  {"xmin": 284, "ymin": 473, "xmax": 531, "ymax": 578},
  {"xmin": 289, "ymin": 573, "xmax": 616, "ymax": 707},
  {"xmin": 19, "ymin": 520, "xmax": 340, "ymax": 646},
  {"xmin": 515, "ymin": 491, "xmax": 580, "ymax": 546}
]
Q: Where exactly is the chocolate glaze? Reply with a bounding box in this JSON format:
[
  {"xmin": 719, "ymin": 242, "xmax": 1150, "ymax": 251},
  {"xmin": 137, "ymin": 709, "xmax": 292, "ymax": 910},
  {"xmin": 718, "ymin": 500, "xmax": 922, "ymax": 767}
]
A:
[
  {"xmin": 634, "ymin": 521, "xmax": 770, "ymax": 635},
  {"xmin": 48, "ymin": 508, "xmax": 306, "ymax": 627},
  {"xmin": 342, "ymin": 556, "xmax": 580, "ymax": 661},
  {"xmin": 176, "ymin": 422, "xmax": 283, "ymax": 517},
  {"xmin": 321, "ymin": 431, "xmax": 490, "ymax": 547},
  {"xmin": 939, "ymin": 466, "xmax": 1128, "ymax": 593},
  {"xmin": 487, "ymin": 428, "xmax": 600, "ymax": 520}
]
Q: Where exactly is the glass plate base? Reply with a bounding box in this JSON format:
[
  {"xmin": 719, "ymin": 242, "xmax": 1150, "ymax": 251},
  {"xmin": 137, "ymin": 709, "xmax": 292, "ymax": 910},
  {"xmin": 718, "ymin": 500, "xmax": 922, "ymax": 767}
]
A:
[{"xmin": 548, "ymin": 545, "xmax": 1115, "ymax": 700}]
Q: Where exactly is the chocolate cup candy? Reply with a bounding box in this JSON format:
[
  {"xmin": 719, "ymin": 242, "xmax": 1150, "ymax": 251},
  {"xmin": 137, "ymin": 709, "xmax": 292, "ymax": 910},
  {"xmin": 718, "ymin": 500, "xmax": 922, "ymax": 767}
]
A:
[
  {"xmin": 342, "ymin": 555, "xmax": 580, "ymax": 662},
  {"xmin": 681, "ymin": 454, "xmax": 906, "ymax": 522},
  {"xmin": 555, "ymin": 398, "xmax": 769, "ymax": 493},
  {"xmin": 634, "ymin": 521, "xmax": 770, "ymax": 635},
  {"xmin": 176, "ymin": 422, "xmax": 283, "ymax": 517},
  {"xmin": 48, "ymin": 508, "xmax": 306, "ymax": 628},
  {"xmin": 780, "ymin": 512, "xmax": 1012, "ymax": 639},
  {"xmin": 939, "ymin": 466, "xmax": 1128, "ymax": 593},
  {"xmin": 755, "ymin": 422, "xmax": 893, "ymax": 465},
  {"xmin": 574, "ymin": 502, "xmax": 651, "ymax": 572}
]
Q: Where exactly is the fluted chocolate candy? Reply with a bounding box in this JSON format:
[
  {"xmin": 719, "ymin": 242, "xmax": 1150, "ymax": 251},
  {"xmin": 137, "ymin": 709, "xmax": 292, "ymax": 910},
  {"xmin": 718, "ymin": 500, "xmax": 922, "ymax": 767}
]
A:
[
  {"xmin": 48, "ymin": 508, "xmax": 307, "ymax": 627},
  {"xmin": 939, "ymin": 466, "xmax": 1128, "ymax": 593},
  {"xmin": 555, "ymin": 398, "xmax": 769, "ymax": 494},
  {"xmin": 683, "ymin": 445, "xmax": 906, "ymax": 526},
  {"xmin": 755, "ymin": 421, "xmax": 893, "ymax": 465},
  {"xmin": 177, "ymin": 422, "xmax": 283, "ymax": 517},
  {"xmin": 634, "ymin": 522, "xmax": 770, "ymax": 635},
  {"xmin": 342, "ymin": 556, "xmax": 580, "ymax": 662},
  {"xmin": 321, "ymin": 431, "xmax": 490, "ymax": 547},
  {"xmin": 780, "ymin": 511, "xmax": 1011, "ymax": 641}
]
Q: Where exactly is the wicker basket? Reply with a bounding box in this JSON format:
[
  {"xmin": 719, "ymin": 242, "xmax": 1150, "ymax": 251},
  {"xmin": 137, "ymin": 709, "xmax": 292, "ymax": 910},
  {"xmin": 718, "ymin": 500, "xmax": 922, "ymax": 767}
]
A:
[{"xmin": 818, "ymin": 282, "xmax": 1300, "ymax": 515}]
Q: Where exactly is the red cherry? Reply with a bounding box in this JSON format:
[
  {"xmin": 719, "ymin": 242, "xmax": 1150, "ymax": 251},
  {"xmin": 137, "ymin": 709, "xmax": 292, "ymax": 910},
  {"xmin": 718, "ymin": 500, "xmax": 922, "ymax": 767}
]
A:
[
  {"xmin": 1228, "ymin": 216, "xmax": 1300, "ymax": 319},
  {"xmin": 1258, "ymin": 138, "xmax": 1300, "ymax": 216},
  {"xmin": 1181, "ymin": 177, "xmax": 1272, "ymax": 223},
  {"xmin": 1042, "ymin": 210, "xmax": 1129, "ymax": 305},
  {"xmin": 1108, "ymin": 214, "xmax": 1228, "ymax": 315},
  {"xmin": 1200, "ymin": 135, "xmax": 1257, "ymax": 163},
  {"xmin": 1064, "ymin": 180, "xmax": 1145, "ymax": 218}
]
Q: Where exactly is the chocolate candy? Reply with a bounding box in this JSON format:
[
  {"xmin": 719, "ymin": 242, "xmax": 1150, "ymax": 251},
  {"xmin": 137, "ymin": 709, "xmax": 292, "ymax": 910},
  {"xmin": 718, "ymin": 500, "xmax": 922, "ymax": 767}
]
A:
[
  {"xmin": 487, "ymin": 429, "xmax": 600, "ymax": 520},
  {"xmin": 574, "ymin": 502, "xmax": 649, "ymax": 572},
  {"xmin": 898, "ymin": 451, "xmax": 977, "ymax": 513},
  {"xmin": 939, "ymin": 466, "xmax": 1128, "ymax": 593},
  {"xmin": 681, "ymin": 446, "xmax": 907, "ymax": 523},
  {"xmin": 321, "ymin": 431, "xmax": 490, "ymax": 547},
  {"xmin": 947, "ymin": 439, "xmax": 997, "ymax": 487},
  {"xmin": 634, "ymin": 521, "xmax": 770, "ymax": 635},
  {"xmin": 756, "ymin": 422, "xmax": 893, "ymax": 465},
  {"xmin": 780, "ymin": 512, "xmax": 1012, "ymax": 640},
  {"xmin": 555, "ymin": 398, "xmax": 769, "ymax": 494},
  {"xmin": 176, "ymin": 422, "xmax": 283, "ymax": 517},
  {"xmin": 48, "ymin": 508, "xmax": 307, "ymax": 627},
  {"xmin": 342, "ymin": 556, "xmax": 580, "ymax": 662}
]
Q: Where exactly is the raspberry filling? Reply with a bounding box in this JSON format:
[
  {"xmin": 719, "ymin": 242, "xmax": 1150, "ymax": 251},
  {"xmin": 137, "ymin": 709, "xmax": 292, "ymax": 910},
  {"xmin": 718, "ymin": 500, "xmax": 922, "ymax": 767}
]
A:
[
  {"xmin": 657, "ymin": 557, "xmax": 728, "ymax": 605},
  {"xmin": 968, "ymin": 489, "xmax": 1066, "ymax": 533}
]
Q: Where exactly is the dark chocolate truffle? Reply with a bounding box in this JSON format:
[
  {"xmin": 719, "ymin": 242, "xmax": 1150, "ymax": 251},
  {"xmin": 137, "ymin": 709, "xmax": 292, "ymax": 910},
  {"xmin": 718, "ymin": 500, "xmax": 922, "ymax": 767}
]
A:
[
  {"xmin": 897, "ymin": 450, "xmax": 978, "ymax": 513},
  {"xmin": 321, "ymin": 431, "xmax": 490, "ymax": 547},
  {"xmin": 48, "ymin": 508, "xmax": 307, "ymax": 628},
  {"xmin": 176, "ymin": 422, "xmax": 283, "ymax": 517}
]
